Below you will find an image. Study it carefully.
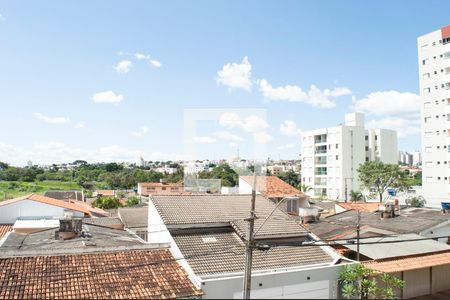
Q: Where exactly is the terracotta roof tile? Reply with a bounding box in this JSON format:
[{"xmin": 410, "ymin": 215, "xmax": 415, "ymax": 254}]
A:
[
  {"xmin": 0, "ymin": 194, "xmax": 107, "ymax": 217},
  {"xmin": 240, "ymin": 176, "xmax": 304, "ymax": 198},
  {"xmin": 0, "ymin": 224, "xmax": 13, "ymax": 238},
  {"xmin": 0, "ymin": 249, "xmax": 202, "ymax": 299},
  {"xmin": 336, "ymin": 202, "xmax": 380, "ymax": 212},
  {"xmin": 363, "ymin": 250, "xmax": 450, "ymax": 274}
]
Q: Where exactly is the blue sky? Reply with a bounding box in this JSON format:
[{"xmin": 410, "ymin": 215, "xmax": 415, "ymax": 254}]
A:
[{"xmin": 0, "ymin": 1, "xmax": 449, "ymax": 165}]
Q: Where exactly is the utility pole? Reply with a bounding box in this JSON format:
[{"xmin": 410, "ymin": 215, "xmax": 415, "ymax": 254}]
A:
[
  {"xmin": 356, "ymin": 210, "xmax": 361, "ymax": 261},
  {"xmin": 243, "ymin": 169, "xmax": 257, "ymax": 299}
]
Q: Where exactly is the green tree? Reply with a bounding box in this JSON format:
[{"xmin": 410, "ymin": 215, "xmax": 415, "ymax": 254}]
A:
[
  {"xmin": 339, "ymin": 264, "xmax": 404, "ymax": 299},
  {"xmin": 198, "ymin": 163, "xmax": 238, "ymax": 187},
  {"xmin": 357, "ymin": 161, "xmax": 408, "ymax": 203},
  {"xmin": 350, "ymin": 190, "xmax": 364, "ymax": 202},
  {"xmin": 405, "ymin": 195, "xmax": 426, "ymax": 208},
  {"xmin": 125, "ymin": 195, "xmax": 140, "ymax": 207},
  {"xmin": 277, "ymin": 170, "xmax": 300, "ymax": 187},
  {"xmin": 298, "ymin": 183, "xmax": 313, "ymax": 192},
  {"xmin": 92, "ymin": 196, "xmax": 122, "ymax": 209}
]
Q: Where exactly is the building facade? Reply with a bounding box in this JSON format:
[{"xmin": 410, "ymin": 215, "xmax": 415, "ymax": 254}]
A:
[
  {"xmin": 418, "ymin": 25, "xmax": 450, "ymax": 208},
  {"xmin": 301, "ymin": 113, "xmax": 397, "ymax": 200}
]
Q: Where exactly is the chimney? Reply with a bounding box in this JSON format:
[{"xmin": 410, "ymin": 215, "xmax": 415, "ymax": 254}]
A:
[{"xmin": 55, "ymin": 213, "xmax": 83, "ymax": 240}]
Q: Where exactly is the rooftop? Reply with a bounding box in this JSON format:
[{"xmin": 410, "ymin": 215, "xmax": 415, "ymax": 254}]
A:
[
  {"xmin": 151, "ymin": 194, "xmax": 308, "ymax": 239},
  {"xmin": 139, "ymin": 182, "xmax": 183, "ymax": 188},
  {"xmin": 240, "ymin": 176, "xmax": 304, "ymax": 198},
  {"xmin": 0, "ymin": 194, "xmax": 108, "ymax": 217},
  {"xmin": 0, "ymin": 224, "xmax": 13, "ymax": 238},
  {"xmin": 94, "ymin": 189, "xmax": 115, "ymax": 196},
  {"xmin": 341, "ymin": 233, "xmax": 450, "ymax": 260},
  {"xmin": 44, "ymin": 190, "xmax": 84, "ymax": 201},
  {"xmin": 308, "ymin": 207, "xmax": 449, "ymax": 239},
  {"xmin": 82, "ymin": 217, "xmax": 124, "ymax": 229},
  {"xmin": 336, "ymin": 202, "xmax": 380, "ymax": 212},
  {"xmin": 0, "ymin": 223, "xmax": 157, "ymax": 257},
  {"xmin": 0, "ymin": 249, "xmax": 202, "ymax": 299},
  {"xmin": 118, "ymin": 206, "xmax": 148, "ymax": 229},
  {"xmin": 363, "ymin": 250, "xmax": 450, "ymax": 274},
  {"xmin": 172, "ymin": 229, "xmax": 335, "ymax": 276}
]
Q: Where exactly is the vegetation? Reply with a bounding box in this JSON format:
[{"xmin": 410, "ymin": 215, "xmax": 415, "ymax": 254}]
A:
[
  {"xmin": 357, "ymin": 161, "xmax": 408, "ymax": 203},
  {"xmin": 92, "ymin": 196, "xmax": 122, "ymax": 209},
  {"xmin": 197, "ymin": 163, "xmax": 238, "ymax": 187},
  {"xmin": 403, "ymin": 171, "xmax": 422, "ymax": 186},
  {"xmin": 277, "ymin": 170, "xmax": 300, "ymax": 187},
  {"xmin": 298, "ymin": 183, "xmax": 313, "ymax": 192},
  {"xmin": 405, "ymin": 195, "xmax": 426, "ymax": 208},
  {"xmin": 0, "ymin": 180, "xmax": 82, "ymax": 200},
  {"xmin": 349, "ymin": 190, "xmax": 364, "ymax": 202},
  {"xmin": 125, "ymin": 195, "xmax": 140, "ymax": 207},
  {"xmin": 339, "ymin": 264, "xmax": 404, "ymax": 299}
]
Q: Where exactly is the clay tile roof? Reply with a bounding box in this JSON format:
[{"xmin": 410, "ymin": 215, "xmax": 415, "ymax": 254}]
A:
[
  {"xmin": 240, "ymin": 176, "xmax": 304, "ymax": 198},
  {"xmin": 0, "ymin": 225, "xmax": 13, "ymax": 238},
  {"xmin": 0, "ymin": 249, "xmax": 202, "ymax": 299},
  {"xmin": 336, "ymin": 202, "xmax": 380, "ymax": 212},
  {"xmin": 0, "ymin": 194, "xmax": 107, "ymax": 217},
  {"xmin": 363, "ymin": 250, "xmax": 450, "ymax": 274}
]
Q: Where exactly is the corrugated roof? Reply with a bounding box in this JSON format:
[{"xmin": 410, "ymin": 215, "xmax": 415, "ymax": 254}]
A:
[
  {"xmin": 0, "ymin": 225, "xmax": 13, "ymax": 238},
  {"xmin": 363, "ymin": 250, "xmax": 450, "ymax": 274},
  {"xmin": 0, "ymin": 249, "xmax": 202, "ymax": 299},
  {"xmin": 151, "ymin": 194, "xmax": 308, "ymax": 239},
  {"xmin": 240, "ymin": 176, "xmax": 304, "ymax": 198}
]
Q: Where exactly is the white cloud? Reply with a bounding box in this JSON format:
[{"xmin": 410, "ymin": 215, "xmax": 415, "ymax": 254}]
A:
[
  {"xmin": 229, "ymin": 142, "xmax": 238, "ymax": 148},
  {"xmin": 74, "ymin": 122, "xmax": 85, "ymax": 129},
  {"xmin": 214, "ymin": 131, "xmax": 244, "ymax": 142},
  {"xmin": 34, "ymin": 112, "xmax": 70, "ymax": 125},
  {"xmin": 277, "ymin": 143, "xmax": 296, "ymax": 150},
  {"xmin": 114, "ymin": 60, "xmax": 132, "ymax": 74},
  {"xmin": 216, "ymin": 56, "xmax": 252, "ymax": 91},
  {"xmin": 352, "ymin": 90, "xmax": 420, "ymax": 117},
  {"xmin": 150, "ymin": 60, "xmax": 162, "ymax": 68},
  {"xmin": 133, "ymin": 53, "xmax": 162, "ymax": 68},
  {"xmin": 92, "ymin": 91, "xmax": 123, "ymax": 103},
  {"xmin": 135, "ymin": 53, "xmax": 149, "ymax": 60},
  {"xmin": 0, "ymin": 13, "xmax": 5, "ymax": 21},
  {"xmin": 353, "ymin": 90, "xmax": 421, "ymax": 139},
  {"xmin": 193, "ymin": 136, "xmax": 217, "ymax": 144},
  {"xmin": 258, "ymin": 79, "xmax": 351, "ymax": 108},
  {"xmin": 131, "ymin": 126, "xmax": 149, "ymax": 137},
  {"xmin": 280, "ymin": 120, "xmax": 301, "ymax": 137},
  {"xmin": 366, "ymin": 118, "xmax": 420, "ymax": 138},
  {"xmin": 253, "ymin": 132, "xmax": 273, "ymax": 144},
  {"xmin": 218, "ymin": 112, "xmax": 268, "ymax": 133}
]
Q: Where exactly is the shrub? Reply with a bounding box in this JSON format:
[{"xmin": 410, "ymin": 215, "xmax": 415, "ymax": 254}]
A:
[
  {"xmin": 405, "ymin": 195, "xmax": 426, "ymax": 208},
  {"xmin": 92, "ymin": 196, "xmax": 122, "ymax": 209}
]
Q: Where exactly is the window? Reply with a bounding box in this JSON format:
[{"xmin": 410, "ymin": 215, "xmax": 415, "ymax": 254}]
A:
[
  {"xmin": 286, "ymin": 198, "xmax": 299, "ymax": 212},
  {"xmin": 135, "ymin": 230, "xmax": 148, "ymax": 242},
  {"xmin": 421, "ymin": 44, "xmax": 429, "ymax": 51},
  {"xmin": 424, "ymin": 117, "xmax": 431, "ymax": 123},
  {"xmin": 375, "ymin": 135, "xmax": 378, "ymax": 141},
  {"xmin": 425, "ymin": 131, "xmax": 432, "ymax": 137},
  {"xmin": 336, "ymin": 155, "xmax": 339, "ymax": 160},
  {"xmin": 336, "ymin": 144, "xmax": 339, "ymax": 149},
  {"xmin": 422, "ymin": 58, "xmax": 429, "ymax": 65},
  {"xmin": 365, "ymin": 146, "xmax": 369, "ymax": 151},
  {"xmin": 423, "ymin": 73, "xmax": 430, "ymax": 79},
  {"xmin": 437, "ymin": 161, "xmax": 441, "ymax": 165},
  {"xmin": 365, "ymin": 157, "xmax": 369, "ymax": 162},
  {"xmin": 423, "ymin": 87, "xmax": 431, "ymax": 94},
  {"xmin": 437, "ymin": 146, "xmax": 440, "ymax": 149},
  {"xmin": 365, "ymin": 135, "xmax": 368, "ymax": 141},
  {"xmin": 162, "ymin": 187, "xmax": 167, "ymax": 190},
  {"xmin": 424, "ymin": 102, "xmax": 431, "ymax": 108}
]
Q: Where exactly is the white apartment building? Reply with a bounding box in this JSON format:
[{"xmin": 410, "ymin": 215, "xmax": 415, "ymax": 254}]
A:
[
  {"xmin": 301, "ymin": 113, "xmax": 397, "ymax": 200},
  {"xmin": 418, "ymin": 25, "xmax": 450, "ymax": 208}
]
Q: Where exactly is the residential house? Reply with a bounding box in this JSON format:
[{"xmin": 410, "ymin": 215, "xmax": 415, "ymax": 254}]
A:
[
  {"xmin": 137, "ymin": 181, "xmax": 184, "ymax": 196},
  {"xmin": 0, "ymin": 218, "xmax": 202, "ymax": 299},
  {"xmin": 148, "ymin": 194, "xmax": 350, "ymax": 299}
]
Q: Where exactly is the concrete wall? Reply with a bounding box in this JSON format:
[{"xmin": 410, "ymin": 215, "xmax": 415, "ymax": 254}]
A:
[
  {"xmin": 0, "ymin": 200, "xmax": 84, "ymax": 224},
  {"xmin": 200, "ymin": 263, "xmax": 348, "ymax": 299},
  {"xmin": 238, "ymin": 178, "xmax": 261, "ymax": 195}
]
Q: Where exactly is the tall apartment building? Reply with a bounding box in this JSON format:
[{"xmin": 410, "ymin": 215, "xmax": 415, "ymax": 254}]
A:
[
  {"xmin": 418, "ymin": 25, "xmax": 450, "ymax": 208},
  {"xmin": 301, "ymin": 113, "xmax": 397, "ymax": 200}
]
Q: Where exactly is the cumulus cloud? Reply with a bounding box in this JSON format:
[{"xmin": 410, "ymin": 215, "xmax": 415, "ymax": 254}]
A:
[
  {"xmin": 280, "ymin": 120, "xmax": 302, "ymax": 137},
  {"xmin": 150, "ymin": 60, "xmax": 162, "ymax": 68},
  {"xmin": 218, "ymin": 112, "xmax": 268, "ymax": 133},
  {"xmin": 258, "ymin": 79, "xmax": 351, "ymax": 108},
  {"xmin": 34, "ymin": 112, "xmax": 70, "ymax": 124},
  {"xmin": 92, "ymin": 91, "xmax": 123, "ymax": 103},
  {"xmin": 214, "ymin": 131, "xmax": 244, "ymax": 142},
  {"xmin": 352, "ymin": 90, "xmax": 421, "ymax": 138},
  {"xmin": 114, "ymin": 60, "xmax": 132, "ymax": 74},
  {"xmin": 193, "ymin": 136, "xmax": 217, "ymax": 144},
  {"xmin": 131, "ymin": 126, "xmax": 149, "ymax": 137},
  {"xmin": 135, "ymin": 53, "xmax": 149, "ymax": 60},
  {"xmin": 216, "ymin": 56, "xmax": 252, "ymax": 91}
]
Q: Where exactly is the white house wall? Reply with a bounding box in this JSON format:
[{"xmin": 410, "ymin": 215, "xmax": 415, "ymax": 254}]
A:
[
  {"xmin": 0, "ymin": 200, "xmax": 84, "ymax": 224},
  {"xmin": 200, "ymin": 263, "xmax": 348, "ymax": 299}
]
